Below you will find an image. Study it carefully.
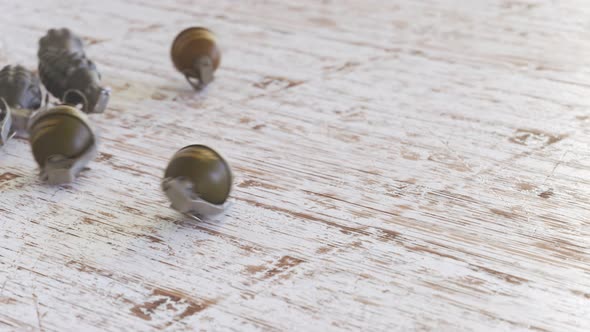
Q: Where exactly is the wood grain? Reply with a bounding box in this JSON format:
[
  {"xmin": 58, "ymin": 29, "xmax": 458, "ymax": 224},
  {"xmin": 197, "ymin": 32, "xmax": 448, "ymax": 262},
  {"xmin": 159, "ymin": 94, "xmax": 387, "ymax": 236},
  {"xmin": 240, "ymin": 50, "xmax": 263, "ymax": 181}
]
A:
[{"xmin": 0, "ymin": 0, "xmax": 589, "ymax": 331}]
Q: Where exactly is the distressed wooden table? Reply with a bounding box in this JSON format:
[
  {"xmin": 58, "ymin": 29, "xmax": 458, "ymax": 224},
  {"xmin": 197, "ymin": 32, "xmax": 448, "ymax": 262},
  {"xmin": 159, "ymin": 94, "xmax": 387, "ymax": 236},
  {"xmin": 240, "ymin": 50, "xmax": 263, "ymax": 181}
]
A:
[{"xmin": 1, "ymin": 0, "xmax": 589, "ymax": 331}]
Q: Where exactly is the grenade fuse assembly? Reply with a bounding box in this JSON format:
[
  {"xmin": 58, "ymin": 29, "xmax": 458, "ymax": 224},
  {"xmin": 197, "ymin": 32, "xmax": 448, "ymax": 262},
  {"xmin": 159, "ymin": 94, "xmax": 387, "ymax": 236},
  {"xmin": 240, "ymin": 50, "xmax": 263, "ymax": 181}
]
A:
[
  {"xmin": 171, "ymin": 27, "xmax": 221, "ymax": 90},
  {"xmin": 29, "ymin": 105, "xmax": 97, "ymax": 185},
  {"xmin": 162, "ymin": 145, "xmax": 232, "ymax": 217},
  {"xmin": 38, "ymin": 28, "xmax": 110, "ymax": 114}
]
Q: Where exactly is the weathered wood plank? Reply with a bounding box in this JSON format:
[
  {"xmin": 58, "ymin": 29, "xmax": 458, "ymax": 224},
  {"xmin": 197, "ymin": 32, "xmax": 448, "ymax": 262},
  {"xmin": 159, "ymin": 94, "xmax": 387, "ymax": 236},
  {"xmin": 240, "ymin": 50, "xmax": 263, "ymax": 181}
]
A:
[{"xmin": 0, "ymin": 0, "xmax": 588, "ymax": 331}]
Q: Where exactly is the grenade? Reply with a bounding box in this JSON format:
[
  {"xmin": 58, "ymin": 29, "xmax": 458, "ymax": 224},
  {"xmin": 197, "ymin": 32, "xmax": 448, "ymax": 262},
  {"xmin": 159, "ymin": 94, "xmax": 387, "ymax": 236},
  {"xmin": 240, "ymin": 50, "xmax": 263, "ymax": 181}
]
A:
[
  {"xmin": 38, "ymin": 28, "xmax": 110, "ymax": 114},
  {"xmin": 171, "ymin": 27, "xmax": 221, "ymax": 90},
  {"xmin": 162, "ymin": 145, "xmax": 232, "ymax": 217},
  {"xmin": 29, "ymin": 105, "xmax": 97, "ymax": 185},
  {"xmin": 0, "ymin": 65, "xmax": 43, "ymax": 139}
]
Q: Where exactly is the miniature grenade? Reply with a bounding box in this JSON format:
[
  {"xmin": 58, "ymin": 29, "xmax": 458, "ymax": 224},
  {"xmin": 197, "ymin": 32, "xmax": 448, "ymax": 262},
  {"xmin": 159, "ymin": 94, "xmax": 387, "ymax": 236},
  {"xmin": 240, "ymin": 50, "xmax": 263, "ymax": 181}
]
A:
[
  {"xmin": 0, "ymin": 65, "xmax": 43, "ymax": 139},
  {"xmin": 171, "ymin": 27, "xmax": 221, "ymax": 90},
  {"xmin": 0, "ymin": 99, "xmax": 12, "ymax": 147},
  {"xmin": 38, "ymin": 28, "xmax": 110, "ymax": 114},
  {"xmin": 29, "ymin": 105, "xmax": 97, "ymax": 185},
  {"xmin": 162, "ymin": 145, "xmax": 232, "ymax": 217}
]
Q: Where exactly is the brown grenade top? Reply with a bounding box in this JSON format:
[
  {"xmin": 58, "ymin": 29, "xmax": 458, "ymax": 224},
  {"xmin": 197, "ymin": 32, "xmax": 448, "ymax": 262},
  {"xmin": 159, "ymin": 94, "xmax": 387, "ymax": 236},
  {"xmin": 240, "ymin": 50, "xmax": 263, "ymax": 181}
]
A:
[
  {"xmin": 29, "ymin": 105, "xmax": 95, "ymax": 167},
  {"xmin": 164, "ymin": 145, "xmax": 232, "ymax": 205},
  {"xmin": 171, "ymin": 27, "xmax": 221, "ymax": 87}
]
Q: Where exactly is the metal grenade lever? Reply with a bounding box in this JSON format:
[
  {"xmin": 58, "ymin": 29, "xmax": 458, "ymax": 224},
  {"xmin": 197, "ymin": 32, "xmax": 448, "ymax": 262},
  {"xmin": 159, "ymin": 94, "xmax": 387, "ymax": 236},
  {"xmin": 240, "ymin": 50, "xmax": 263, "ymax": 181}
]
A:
[
  {"xmin": 0, "ymin": 99, "xmax": 13, "ymax": 146},
  {"xmin": 162, "ymin": 177, "xmax": 227, "ymax": 216}
]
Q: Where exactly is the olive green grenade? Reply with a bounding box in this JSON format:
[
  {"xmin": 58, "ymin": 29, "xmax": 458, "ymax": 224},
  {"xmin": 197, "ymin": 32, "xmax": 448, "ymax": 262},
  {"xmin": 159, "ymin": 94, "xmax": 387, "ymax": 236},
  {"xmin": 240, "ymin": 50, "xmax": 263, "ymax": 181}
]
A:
[
  {"xmin": 29, "ymin": 105, "xmax": 97, "ymax": 185},
  {"xmin": 0, "ymin": 65, "xmax": 43, "ymax": 142},
  {"xmin": 171, "ymin": 27, "xmax": 221, "ymax": 90},
  {"xmin": 162, "ymin": 145, "xmax": 232, "ymax": 217},
  {"xmin": 38, "ymin": 28, "xmax": 110, "ymax": 114}
]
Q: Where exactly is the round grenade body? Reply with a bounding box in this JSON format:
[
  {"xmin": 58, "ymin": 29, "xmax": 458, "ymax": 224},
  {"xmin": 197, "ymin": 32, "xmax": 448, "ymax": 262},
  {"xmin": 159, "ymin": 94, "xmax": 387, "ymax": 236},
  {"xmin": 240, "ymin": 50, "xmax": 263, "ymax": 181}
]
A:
[
  {"xmin": 29, "ymin": 105, "xmax": 97, "ymax": 185},
  {"xmin": 171, "ymin": 27, "xmax": 221, "ymax": 90},
  {"xmin": 162, "ymin": 145, "xmax": 232, "ymax": 217},
  {"xmin": 0, "ymin": 65, "xmax": 42, "ymax": 111},
  {"xmin": 0, "ymin": 65, "xmax": 43, "ymax": 138}
]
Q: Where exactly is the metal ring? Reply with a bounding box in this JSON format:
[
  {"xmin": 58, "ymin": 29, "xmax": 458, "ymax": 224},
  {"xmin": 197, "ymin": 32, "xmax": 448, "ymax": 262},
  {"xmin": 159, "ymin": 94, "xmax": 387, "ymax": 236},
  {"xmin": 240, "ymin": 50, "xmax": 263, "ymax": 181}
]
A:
[{"xmin": 63, "ymin": 89, "xmax": 89, "ymax": 112}]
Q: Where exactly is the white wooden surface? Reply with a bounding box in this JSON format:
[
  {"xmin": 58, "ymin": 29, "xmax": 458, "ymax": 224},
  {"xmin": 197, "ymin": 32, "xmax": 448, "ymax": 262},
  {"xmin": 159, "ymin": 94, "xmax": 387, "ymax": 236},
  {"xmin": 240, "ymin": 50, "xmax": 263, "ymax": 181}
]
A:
[{"xmin": 0, "ymin": 0, "xmax": 589, "ymax": 331}]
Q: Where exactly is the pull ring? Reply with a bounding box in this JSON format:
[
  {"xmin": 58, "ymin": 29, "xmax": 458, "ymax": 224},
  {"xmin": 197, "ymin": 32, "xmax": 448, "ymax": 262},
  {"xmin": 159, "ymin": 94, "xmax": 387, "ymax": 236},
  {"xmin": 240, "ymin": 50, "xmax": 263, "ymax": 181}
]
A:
[{"xmin": 63, "ymin": 89, "xmax": 89, "ymax": 112}]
